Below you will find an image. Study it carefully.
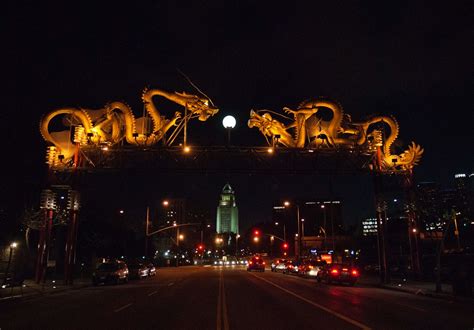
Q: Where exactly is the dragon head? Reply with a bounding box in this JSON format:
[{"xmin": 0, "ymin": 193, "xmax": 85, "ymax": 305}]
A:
[{"xmin": 175, "ymin": 92, "xmax": 219, "ymax": 121}]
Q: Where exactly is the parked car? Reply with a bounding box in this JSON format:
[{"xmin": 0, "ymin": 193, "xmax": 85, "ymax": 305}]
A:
[
  {"xmin": 298, "ymin": 259, "xmax": 327, "ymax": 278},
  {"xmin": 271, "ymin": 259, "xmax": 286, "ymax": 272},
  {"xmin": 317, "ymin": 263, "xmax": 360, "ymax": 286},
  {"xmin": 92, "ymin": 261, "xmax": 129, "ymax": 285},
  {"xmin": 128, "ymin": 262, "xmax": 150, "ymax": 279},
  {"xmin": 247, "ymin": 255, "xmax": 265, "ymax": 272}
]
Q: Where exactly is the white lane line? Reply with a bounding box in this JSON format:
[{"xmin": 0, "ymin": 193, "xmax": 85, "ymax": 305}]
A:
[
  {"xmin": 148, "ymin": 290, "xmax": 158, "ymax": 297},
  {"xmin": 168, "ymin": 282, "xmax": 174, "ymax": 286},
  {"xmin": 251, "ymin": 273, "xmax": 371, "ymax": 330},
  {"xmin": 114, "ymin": 303, "xmax": 133, "ymax": 313}
]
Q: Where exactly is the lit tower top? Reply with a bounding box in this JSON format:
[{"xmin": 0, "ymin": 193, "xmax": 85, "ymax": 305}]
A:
[{"xmin": 216, "ymin": 183, "xmax": 239, "ymax": 235}]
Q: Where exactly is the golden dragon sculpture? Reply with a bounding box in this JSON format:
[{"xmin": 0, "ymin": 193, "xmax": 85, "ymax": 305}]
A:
[
  {"xmin": 40, "ymin": 87, "xmax": 218, "ymax": 165},
  {"xmin": 248, "ymin": 98, "xmax": 423, "ymax": 172}
]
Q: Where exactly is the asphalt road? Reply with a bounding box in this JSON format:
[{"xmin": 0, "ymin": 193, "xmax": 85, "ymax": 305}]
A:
[{"xmin": 0, "ymin": 266, "xmax": 473, "ymax": 330}]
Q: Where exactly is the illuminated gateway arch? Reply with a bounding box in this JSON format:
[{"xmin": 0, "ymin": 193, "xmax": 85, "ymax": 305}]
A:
[{"xmin": 37, "ymin": 85, "xmax": 423, "ymax": 284}]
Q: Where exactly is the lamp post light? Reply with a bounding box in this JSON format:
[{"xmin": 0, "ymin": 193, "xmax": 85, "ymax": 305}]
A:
[
  {"xmin": 284, "ymin": 201, "xmax": 301, "ymax": 258},
  {"xmin": 3, "ymin": 242, "xmax": 18, "ymax": 286},
  {"xmin": 301, "ymin": 219, "xmax": 305, "ymax": 239},
  {"xmin": 222, "ymin": 115, "xmax": 236, "ymax": 146},
  {"xmin": 235, "ymin": 234, "xmax": 240, "ymax": 256},
  {"xmin": 321, "ymin": 204, "xmax": 327, "ymax": 248}
]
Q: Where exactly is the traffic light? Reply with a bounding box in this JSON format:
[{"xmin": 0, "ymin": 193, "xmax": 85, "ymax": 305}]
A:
[
  {"xmin": 253, "ymin": 229, "xmax": 260, "ymax": 243},
  {"xmin": 283, "ymin": 242, "xmax": 288, "ymax": 249},
  {"xmin": 198, "ymin": 244, "xmax": 204, "ymax": 251}
]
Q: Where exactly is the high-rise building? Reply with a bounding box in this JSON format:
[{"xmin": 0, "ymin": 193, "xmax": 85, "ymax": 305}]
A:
[{"xmin": 216, "ymin": 183, "xmax": 239, "ymax": 234}]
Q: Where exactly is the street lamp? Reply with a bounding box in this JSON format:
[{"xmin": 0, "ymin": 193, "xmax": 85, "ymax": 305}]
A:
[
  {"xmin": 222, "ymin": 115, "xmax": 236, "ymax": 146},
  {"xmin": 3, "ymin": 242, "xmax": 18, "ymax": 286},
  {"xmin": 274, "ymin": 221, "xmax": 286, "ymax": 242},
  {"xmin": 321, "ymin": 204, "xmax": 327, "ymax": 248},
  {"xmin": 284, "ymin": 200, "xmax": 301, "ymax": 258},
  {"xmin": 301, "ymin": 218, "xmax": 305, "ymax": 238},
  {"xmin": 235, "ymin": 234, "xmax": 240, "ymax": 256}
]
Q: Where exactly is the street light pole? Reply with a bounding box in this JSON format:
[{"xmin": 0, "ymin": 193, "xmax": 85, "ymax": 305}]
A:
[
  {"xmin": 3, "ymin": 242, "xmax": 17, "ymax": 286},
  {"xmin": 145, "ymin": 206, "xmax": 150, "ymax": 257},
  {"xmin": 321, "ymin": 205, "xmax": 327, "ymax": 249},
  {"xmin": 235, "ymin": 234, "xmax": 240, "ymax": 256}
]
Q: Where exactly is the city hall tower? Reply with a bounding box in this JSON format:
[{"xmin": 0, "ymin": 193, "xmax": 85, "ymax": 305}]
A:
[{"xmin": 216, "ymin": 183, "xmax": 239, "ymax": 234}]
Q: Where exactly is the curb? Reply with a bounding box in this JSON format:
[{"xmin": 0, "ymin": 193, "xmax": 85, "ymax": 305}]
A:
[
  {"xmin": 374, "ymin": 283, "xmax": 474, "ymax": 305},
  {"xmin": 0, "ymin": 282, "xmax": 91, "ymax": 303}
]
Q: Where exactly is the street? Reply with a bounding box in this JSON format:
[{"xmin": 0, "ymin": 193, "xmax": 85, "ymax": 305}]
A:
[{"xmin": 0, "ymin": 266, "xmax": 472, "ymax": 330}]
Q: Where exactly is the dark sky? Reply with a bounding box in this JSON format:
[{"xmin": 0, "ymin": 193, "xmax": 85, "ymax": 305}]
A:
[{"xmin": 3, "ymin": 1, "xmax": 473, "ymax": 231}]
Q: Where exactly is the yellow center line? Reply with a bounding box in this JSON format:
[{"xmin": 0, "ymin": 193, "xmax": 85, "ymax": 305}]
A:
[
  {"xmin": 250, "ymin": 273, "xmax": 371, "ymax": 330},
  {"xmin": 221, "ymin": 271, "xmax": 230, "ymax": 330},
  {"xmin": 216, "ymin": 270, "xmax": 222, "ymax": 330},
  {"xmin": 216, "ymin": 269, "xmax": 230, "ymax": 330}
]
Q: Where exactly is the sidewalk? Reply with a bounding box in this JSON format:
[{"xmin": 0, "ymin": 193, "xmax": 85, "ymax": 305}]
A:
[
  {"xmin": 0, "ymin": 278, "xmax": 91, "ymax": 302},
  {"xmin": 359, "ymin": 274, "xmax": 474, "ymax": 303}
]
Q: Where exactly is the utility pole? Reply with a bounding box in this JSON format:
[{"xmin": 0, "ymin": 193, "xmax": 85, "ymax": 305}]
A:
[{"xmin": 145, "ymin": 206, "xmax": 150, "ymax": 257}]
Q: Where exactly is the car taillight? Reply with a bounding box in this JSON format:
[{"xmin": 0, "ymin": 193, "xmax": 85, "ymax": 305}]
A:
[
  {"xmin": 308, "ymin": 266, "xmax": 313, "ymax": 269},
  {"xmin": 330, "ymin": 268, "xmax": 339, "ymax": 275},
  {"xmin": 351, "ymin": 269, "xmax": 359, "ymax": 276}
]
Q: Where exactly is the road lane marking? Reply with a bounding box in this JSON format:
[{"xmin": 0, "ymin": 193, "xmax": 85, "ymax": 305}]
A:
[
  {"xmin": 148, "ymin": 290, "xmax": 158, "ymax": 297},
  {"xmin": 221, "ymin": 272, "xmax": 229, "ymax": 330},
  {"xmin": 114, "ymin": 303, "xmax": 133, "ymax": 313},
  {"xmin": 251, "ymin": 273, "xmax": 371, "ymax": 330},
  {"xmin": 216, "ymin": 270, "xmax": 230, "ymax": 330},
  {"xmin": 216, "ymin": 271, "xmax": 222, "ymax": 330},
  {"xmin": 275, "ymin": 273, "xmax": 428, "ymax": 313},
  {"xmin": 168, "ymin": 282, "xmax": 174, "ymax": 286}
]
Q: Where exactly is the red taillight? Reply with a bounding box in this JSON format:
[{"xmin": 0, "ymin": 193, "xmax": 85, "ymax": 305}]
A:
[
  {"xmin": 351, "ymin": 269, "xmax": 359, "ymax": 276},
  {"xmin": 308, "ymin": 266, "xmax": 313, "ymax": 269},
  {"xmin": 330, "ymin": 268, "xmax": 339, "ymax": 275}
]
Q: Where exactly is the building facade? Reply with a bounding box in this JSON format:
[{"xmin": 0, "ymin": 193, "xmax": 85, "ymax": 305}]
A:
[{"xmin": 216, "ymin": 184, "xmax": 239, "ymax": 234}]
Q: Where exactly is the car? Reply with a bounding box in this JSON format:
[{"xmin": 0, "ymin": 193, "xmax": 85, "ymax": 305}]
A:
[
  {"xmin": 273, "ymin": 259, "xmax": 289, "ymax": 273},
  {"xmin": 284, "ymin": 259, "xmax": 302, "ymax": 275},
  {"xmin": 147, "ymin": 263, "xmax": 157, "ymax": 276},
  {"xmin": 128, "ymin": 262, "xmax": 150, "ymax": 279},
  {"xmin": 247, "ymin": 256, "xmax": 265, "ymax": 272},
  {"xmin": 92, "ymin": 261, "xmax": 129, "ymax": 285},
  {"xmin": 298, "ymin": 259, "xmax": 327, "ymax": 278},
  {"xmin": 271, "ymin": 259, "xmax": 286, "ymax": 272},
  {"xmin": 317, "ymin": 263, "xmax": 360, "ymax": 286}
]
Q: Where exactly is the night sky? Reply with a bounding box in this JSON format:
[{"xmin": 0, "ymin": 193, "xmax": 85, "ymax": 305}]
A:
[{"xmin": 3, "ymin": 2, "xmax": 472, "ymax": 232}]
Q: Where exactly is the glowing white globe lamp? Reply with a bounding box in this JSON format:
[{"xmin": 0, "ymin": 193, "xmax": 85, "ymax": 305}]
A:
[
  {"xmin": 222, "ymin": 115, "xmax": 236, "ymax": 146},
  {"xmin": 222, "ymin": 115, "xmax": 236, "ymax": 129}
]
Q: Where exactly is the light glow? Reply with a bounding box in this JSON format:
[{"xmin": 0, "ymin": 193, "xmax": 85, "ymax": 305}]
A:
[{"xmin": 222, "ymin": 115, "xmax": 237, "ymax": 129}]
